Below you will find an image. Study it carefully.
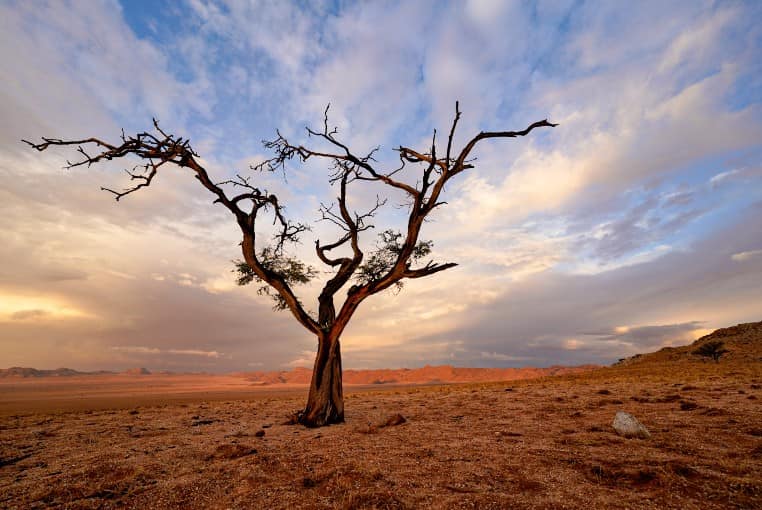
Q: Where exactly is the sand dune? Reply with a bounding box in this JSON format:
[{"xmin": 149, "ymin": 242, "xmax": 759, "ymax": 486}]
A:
[
  {"xmin": 0, "ymin": 364, "xmax": 596, "ymax": 415},
  {"xmin": 236, "ymin": 363, "xmax": 598, "ymax": 386}
]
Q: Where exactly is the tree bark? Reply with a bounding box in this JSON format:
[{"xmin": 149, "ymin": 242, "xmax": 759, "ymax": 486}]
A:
[{"xmin": 299, "ymin": 331, "xmax": 344, "ymax": 427}]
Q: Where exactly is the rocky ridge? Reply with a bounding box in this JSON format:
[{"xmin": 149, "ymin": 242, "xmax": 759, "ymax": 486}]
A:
[{"xmin": 615, "ymin": 320, "xmax": 762, "ymax": 366}]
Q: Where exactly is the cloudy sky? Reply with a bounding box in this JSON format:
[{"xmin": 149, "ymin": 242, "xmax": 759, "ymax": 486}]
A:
[{"xmin": 1, "ymin": 0, "xmax": 760, "ymax": 372}]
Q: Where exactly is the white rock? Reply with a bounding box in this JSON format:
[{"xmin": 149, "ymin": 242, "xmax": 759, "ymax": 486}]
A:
[{"xmin": 612, "ymin": 411, "xmax": 651, "ymax": 439}]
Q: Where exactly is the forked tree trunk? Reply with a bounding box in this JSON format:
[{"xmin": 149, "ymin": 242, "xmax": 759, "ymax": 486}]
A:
[{"xmin": 299, "ymin": 332, "xmax": 344, "ymax": 427}]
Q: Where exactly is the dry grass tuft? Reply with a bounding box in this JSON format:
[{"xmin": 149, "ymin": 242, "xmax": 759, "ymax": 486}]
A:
[
  {"xmin": 208, "ymin": 443, "xmax": 257, "ymax": 460},
  {"xmin": 381, "ymin": 413, "xmax": 406, "ymax": 427},
  {"xmin": 342, "ymin": 489, "xmax": 409, "ymax": 510}
]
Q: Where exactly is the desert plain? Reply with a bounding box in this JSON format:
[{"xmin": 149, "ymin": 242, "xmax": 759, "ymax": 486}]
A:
[{"xmin": 1, "ymin": 324, "xmax": 761, "ymax": 509}]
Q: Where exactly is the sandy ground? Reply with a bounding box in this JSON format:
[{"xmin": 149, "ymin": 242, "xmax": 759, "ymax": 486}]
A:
[
  {"xmin": 1, "ymin": 363, "xmax": 760, "ymax": 509},
  {"xmin": 0, "ymin": 375, "xmax": 311, "ymax": 415}
]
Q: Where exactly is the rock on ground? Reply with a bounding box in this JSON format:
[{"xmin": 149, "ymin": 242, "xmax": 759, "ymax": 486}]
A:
[{"xmin": 612, "ymin": 411, "xmax": 651, "ymax": 439}]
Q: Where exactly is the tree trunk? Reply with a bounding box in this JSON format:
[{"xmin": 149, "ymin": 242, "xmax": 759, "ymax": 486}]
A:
[{"xmin": 299, "ymin": 332, "xmax": 344, "ymax": 427}]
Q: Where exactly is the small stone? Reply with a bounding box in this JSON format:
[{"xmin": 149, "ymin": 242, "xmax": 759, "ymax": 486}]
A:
[
  {"xmin": 612, "ymin": 411, "xmax": 651, "ymax": 439},
  {"xmin": 254, "ymin": 430, "xmax": 265, "ymax": 437}
]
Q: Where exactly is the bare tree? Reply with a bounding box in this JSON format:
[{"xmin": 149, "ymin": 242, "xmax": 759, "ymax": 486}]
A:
[{"xmin": 24, "ymin": 103, "xmax": 556, "ymax": 427}]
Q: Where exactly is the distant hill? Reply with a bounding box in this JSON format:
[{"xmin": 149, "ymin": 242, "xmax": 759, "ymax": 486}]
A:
[
  {"xmin": 0, "ymin": 366, "xmax": 160, "ymax": 378},
  {"xmin": 615, "ymin": 321, "xmax": 762, "ymax": 367},
  {"xmin": 122, "ymin": 367, "xmax": 151, "ymax": 375},
  {"xmin": 1, "ymin": 364, "xmax": 596, "ymax": 383},
  {"xmin": 238, "ymin": 364, "xmax": 598, "ymax": 386},
  {"xmin": 0, "ymin": 367, "xmax": 114, "ymax": 378}
]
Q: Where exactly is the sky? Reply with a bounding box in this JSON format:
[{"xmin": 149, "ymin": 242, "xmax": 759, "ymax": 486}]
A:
[{"xmin": 0, "ymin": 0, "xmax": 760, "ymax": 373}]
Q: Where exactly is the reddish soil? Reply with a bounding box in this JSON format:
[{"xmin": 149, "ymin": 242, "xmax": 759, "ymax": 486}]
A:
[
  {"xmin": 1, "ymin": 360, "xmax": 760, "ymax": 509},
  {"xmin": 0, "ymin": 374, "xmax": 304, "ymax": 415},
  {"xmin": 0, "ymin": 363, "xmax": 596, "ymax": 416}
]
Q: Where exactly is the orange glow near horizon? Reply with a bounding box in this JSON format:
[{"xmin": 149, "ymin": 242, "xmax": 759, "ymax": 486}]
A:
[{"xmin": 0, "ymin": 294, "xmax": 91, "ymax": 322}]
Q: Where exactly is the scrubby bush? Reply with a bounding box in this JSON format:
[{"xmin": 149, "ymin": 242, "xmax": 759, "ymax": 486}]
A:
[{"xmin": 693, "ymin": 341, "xmax": 728, "ymax": 362}]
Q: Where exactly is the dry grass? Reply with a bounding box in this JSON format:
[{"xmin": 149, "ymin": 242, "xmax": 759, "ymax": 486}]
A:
[{"xmin": 1, "ymin": 362, "xmax": 761, "ymax": 509}]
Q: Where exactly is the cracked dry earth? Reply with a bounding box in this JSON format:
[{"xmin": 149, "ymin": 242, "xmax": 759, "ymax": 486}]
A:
[{"xmin": 1, "ymin": 364, "xmax": 761, "ymax": 509}]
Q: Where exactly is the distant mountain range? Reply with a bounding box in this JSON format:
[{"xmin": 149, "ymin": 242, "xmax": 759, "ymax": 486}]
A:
[
  {"xmin": 0, "ymin": 367, "xmax": 150, "ymax": 378},
  {"xmin": 0, "ymin": 364, "xmax": 595, "ymax": 383}
]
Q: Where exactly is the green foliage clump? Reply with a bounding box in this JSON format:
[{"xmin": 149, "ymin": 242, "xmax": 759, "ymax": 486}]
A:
[
  {"xmin": 234, "ymin": 246, "xmax": 316, "ymax": 311},
  {"xmin": 356, "ymin": 229, "xmax": 433, "ymax": 290}
]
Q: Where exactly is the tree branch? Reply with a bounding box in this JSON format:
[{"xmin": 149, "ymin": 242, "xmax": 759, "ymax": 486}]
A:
[
  {"xmin": 403, "ymin": 261, "xmax": 458, "ymax": 278},
  {"xmin": 26, "ymin": 103, "xmax": 556, "ymax": 342},
  {"xmin": 315, "ymin": 234, "xmax": 352, "ymax": 266},
  {"xmin": 24, "ymin": 124, "xmax": 320, "ymax": 334},
  {"xmin": 452, "ymin": 119, "xmax": 558, "ymax": 175},
  {"xmin": 332, "ymin": 106, "xmax": 556, "ymax": 333}
]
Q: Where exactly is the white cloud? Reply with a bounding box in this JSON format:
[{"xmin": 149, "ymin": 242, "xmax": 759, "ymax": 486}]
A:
[
  {"xmin": 731, "ymin": 249, "xmax": 762, "ymax": 262},
  {"xmin": 111, "ymin": 346, "xmax": 162, "ymax": 355},
  {"xmin": 112, "ymin": 346, "xmax": 221, "ymax": 358},
  {"xmin": 479, "ymin": 351, "xmax": 530, "ymax": 362},
  {"xmin": 657, "ymin": 6, "xmax": 736, "ymax": 74},
  {"xmin": 167, "ymin": 349, "xmax": 221, "ymax": 358},
  {"xmin": 284, "ymin": 350, "xmax": 316, "ymax": 368},
  {"xmin": 201, "ymin": 273, "xmax": 238, "ymax": 294},
  {"xmin": 710, "ymin": 168, "xmax": 741, "ymax": 186}
]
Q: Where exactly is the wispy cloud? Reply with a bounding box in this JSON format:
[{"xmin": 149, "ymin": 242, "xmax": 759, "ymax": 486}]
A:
[
  {"xmin": 731, "ymin": 249, "xmax": 762, "ymax": 262},
  {"xmin": 710, "ymin": 169, "xmax": 742, "ymax": 186},
  {"xmin": 112, "ymin": 346, "xmax": 221, "ymax": 358},
  {"xmin": 10, "ymin": 309, "xmax": 50, "ymax": 321}
]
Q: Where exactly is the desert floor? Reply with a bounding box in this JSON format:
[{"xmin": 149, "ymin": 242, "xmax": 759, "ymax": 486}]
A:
[{"xmin": 1, "ymin": 364, "xmax": 760, "ymax": 509}]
